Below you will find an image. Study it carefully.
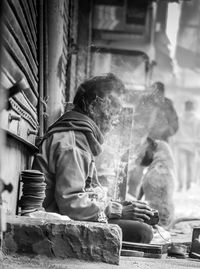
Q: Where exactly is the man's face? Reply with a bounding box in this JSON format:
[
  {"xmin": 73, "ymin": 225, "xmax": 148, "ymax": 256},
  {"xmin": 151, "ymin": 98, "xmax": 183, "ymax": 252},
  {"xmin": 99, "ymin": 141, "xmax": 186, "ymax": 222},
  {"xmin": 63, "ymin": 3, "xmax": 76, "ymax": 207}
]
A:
[{"xmin": 89, "ymin": 94, "xmax": 122, "ymax": 135}]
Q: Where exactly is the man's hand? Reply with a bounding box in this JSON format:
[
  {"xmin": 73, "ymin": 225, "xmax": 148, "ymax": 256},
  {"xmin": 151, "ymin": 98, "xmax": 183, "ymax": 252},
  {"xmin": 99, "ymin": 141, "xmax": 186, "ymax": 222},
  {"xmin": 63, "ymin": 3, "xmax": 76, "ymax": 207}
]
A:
[
  {"xmin": 105, "ymin": 201, "xmax": 123, "ymax": 219},
  {"xmin": 121, "ymin": 200, "xmax": 154, "ymax": 222}
]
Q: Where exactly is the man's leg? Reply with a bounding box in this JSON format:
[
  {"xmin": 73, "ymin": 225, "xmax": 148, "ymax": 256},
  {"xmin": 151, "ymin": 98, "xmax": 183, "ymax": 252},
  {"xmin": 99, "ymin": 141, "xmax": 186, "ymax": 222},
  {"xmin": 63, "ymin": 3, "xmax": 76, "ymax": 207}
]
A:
[{"xmin": 109, "ymin": 219, "xmax": 153, "ymax": 243}]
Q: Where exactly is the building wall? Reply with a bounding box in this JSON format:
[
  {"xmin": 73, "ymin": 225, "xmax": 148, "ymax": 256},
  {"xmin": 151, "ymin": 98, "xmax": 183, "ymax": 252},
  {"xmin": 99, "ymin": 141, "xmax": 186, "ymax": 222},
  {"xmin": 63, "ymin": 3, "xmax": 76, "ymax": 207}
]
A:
[{"xmin": 0, "ymin": 0, "xmax": 83, "ymax": 215}]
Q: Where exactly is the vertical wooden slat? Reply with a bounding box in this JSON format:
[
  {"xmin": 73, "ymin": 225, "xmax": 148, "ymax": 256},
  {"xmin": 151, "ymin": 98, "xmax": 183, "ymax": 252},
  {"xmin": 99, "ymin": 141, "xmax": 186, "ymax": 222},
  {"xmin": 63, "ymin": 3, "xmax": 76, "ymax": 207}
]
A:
[
  {"xmin": 32, "ymin": 0, "xmax": 38, "ymax": 16},
  {"xmin": 67, "ymin": 0, "xmax": 79, "ymax": 101},
  {"xmin": 76, "ymin": 0, "xmax": 93, "ymax": 86},
  {"xmin": 3, "ymin": 31, "xmax": 38, "ymax": 96},
  {"xmin": 62, "ymin": 0, "xmax": 69, "ymax": 106},
  {"xmin": 26, "ymin": 0, "xmax": 37, "ymax": 32},
  {"xmin": 38, "ymin": 0, "xmax": 44, "ymax": 136},
  {"xmin": 7, "ymin": 0, "xmax": 38, "ymax": 65},
  {"xmin": 19, "ymin": 0, "xmax": 37, "ymax": 47},
  {"xmin": 43, "ymin": 0, "xmax": 48, "ymax": 132},
  {"xmin": 46, "ymin": 0, "xmax": 65, "ymax": 125},
  {"xmin": 0, "ymin": 1, "xmax": 7, "ymax": 185},
  {"xmin": 4, "ymin": 3, "xmax": 38, "ymax": 78},
  {"xmin": 4, "ymin": 0, "xmax": 39, "ymax": 102}
]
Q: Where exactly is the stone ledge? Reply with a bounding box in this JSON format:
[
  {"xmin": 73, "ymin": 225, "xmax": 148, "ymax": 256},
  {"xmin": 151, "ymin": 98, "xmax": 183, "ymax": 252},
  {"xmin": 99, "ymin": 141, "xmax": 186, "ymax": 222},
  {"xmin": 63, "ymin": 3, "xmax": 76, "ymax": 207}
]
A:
[{"xmin": 3, "ymin": 216, "xmax": 122, "ymax": 265}]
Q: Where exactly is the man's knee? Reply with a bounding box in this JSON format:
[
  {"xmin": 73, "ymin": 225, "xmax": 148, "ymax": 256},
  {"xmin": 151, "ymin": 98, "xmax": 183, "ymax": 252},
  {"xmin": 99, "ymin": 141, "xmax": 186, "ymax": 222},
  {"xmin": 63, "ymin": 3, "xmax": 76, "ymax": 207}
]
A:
[
  {"xmin": 109, "ymin": 219, "xmax": 153, "ymax": 243},
  {"xmin": 140, "ymin": 223, "xmax": 153, "ymax": 243}
]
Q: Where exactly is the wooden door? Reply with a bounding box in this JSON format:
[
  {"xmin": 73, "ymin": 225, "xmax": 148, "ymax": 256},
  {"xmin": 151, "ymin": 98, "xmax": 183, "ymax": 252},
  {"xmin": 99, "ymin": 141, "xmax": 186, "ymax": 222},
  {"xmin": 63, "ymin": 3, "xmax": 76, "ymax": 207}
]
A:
[{"xmin": 0, "ymin": 0, "xmax": 40, "ymax": 215}]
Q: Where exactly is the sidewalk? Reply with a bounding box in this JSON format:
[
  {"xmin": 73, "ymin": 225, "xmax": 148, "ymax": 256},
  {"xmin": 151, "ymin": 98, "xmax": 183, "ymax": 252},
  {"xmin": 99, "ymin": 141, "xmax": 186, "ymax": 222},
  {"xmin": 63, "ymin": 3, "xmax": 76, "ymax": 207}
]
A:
[
  {"xmin": 1, "ymin": 253, "xmax": 200, "ymax": 269},
  {"xmin": 1, "ymin": 183, "xmax": 200, "ymax": 268}
]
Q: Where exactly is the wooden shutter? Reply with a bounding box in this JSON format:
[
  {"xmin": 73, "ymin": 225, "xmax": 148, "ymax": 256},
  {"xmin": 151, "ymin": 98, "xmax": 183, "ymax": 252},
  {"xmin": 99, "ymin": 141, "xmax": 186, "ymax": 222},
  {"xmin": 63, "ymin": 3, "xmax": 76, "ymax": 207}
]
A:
[{"xmin": 1, "ymin": 0, "xmax": 39, "ymax": 149}]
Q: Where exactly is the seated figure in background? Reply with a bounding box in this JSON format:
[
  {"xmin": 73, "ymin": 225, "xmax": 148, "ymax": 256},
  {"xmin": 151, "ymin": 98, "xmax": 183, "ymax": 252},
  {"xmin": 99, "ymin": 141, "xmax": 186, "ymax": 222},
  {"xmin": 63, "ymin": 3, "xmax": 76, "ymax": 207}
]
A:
[
  {"xmin": 127, "ymin": 81, "xmax": 178, "ymax": 201},
  {"xmin": 137, "ymin": 137, "xmax": 175, "ymax": 228},
  {"xmin": 32, "ymin": 73, "xmax": 154, "ymax": 243}
]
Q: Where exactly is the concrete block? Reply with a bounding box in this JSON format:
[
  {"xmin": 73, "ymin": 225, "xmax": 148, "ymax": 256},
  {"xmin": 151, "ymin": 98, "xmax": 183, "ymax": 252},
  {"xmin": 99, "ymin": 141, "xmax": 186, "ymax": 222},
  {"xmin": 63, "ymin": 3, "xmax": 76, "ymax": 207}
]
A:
[{"xmin": 3, "ymin": 216, "xmax": 122, "ymax": 265}]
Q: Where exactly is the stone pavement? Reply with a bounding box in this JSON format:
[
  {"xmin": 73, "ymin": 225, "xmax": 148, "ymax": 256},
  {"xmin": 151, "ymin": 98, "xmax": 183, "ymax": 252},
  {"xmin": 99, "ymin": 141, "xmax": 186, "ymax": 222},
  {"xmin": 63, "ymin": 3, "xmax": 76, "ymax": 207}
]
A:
[
  {"xmin": 1, "ymin": 218, "xmax": 200, "ymax": 269},
  {"xmin": 1, "ymin": 182, "xmax": 200, "ymax": 268},
  {"xmin": 1, "ymin": 253, "xmax": 200, "ymax": 269}
]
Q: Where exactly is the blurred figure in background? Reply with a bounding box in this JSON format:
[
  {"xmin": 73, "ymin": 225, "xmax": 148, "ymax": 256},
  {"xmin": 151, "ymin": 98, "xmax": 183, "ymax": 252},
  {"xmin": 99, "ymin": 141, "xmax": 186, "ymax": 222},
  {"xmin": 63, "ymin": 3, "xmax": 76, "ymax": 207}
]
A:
[
  {"xmin": 175, "ymin": 100, "xmax": 200, "ymax": 191},
  {"xmin": 128, "ymin": 81, "xmax": 178, "ymax": 199},
  {"xmin": 148, "ymin": 81, "xmax": 179, "ymax": 143}
]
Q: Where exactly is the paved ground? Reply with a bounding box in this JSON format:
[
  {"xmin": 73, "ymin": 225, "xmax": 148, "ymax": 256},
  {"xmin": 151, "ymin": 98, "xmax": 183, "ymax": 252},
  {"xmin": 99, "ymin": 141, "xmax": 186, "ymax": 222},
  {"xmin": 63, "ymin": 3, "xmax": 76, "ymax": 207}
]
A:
[
  {"xmin": 1, "ymin": 253, "xmax": 200, "ymax": 269},
  {"xmin": 1, "ymin": 182, "xmax": 200, "ymax": 269}
]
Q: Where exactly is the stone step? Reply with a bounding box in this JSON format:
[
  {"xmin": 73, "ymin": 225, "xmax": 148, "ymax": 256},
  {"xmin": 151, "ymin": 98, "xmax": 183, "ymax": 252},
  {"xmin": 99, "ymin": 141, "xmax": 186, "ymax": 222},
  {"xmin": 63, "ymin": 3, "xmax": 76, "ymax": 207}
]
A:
[{"xmin": 3, "ymin": 216, "xmax": 122, "ymax": 265}]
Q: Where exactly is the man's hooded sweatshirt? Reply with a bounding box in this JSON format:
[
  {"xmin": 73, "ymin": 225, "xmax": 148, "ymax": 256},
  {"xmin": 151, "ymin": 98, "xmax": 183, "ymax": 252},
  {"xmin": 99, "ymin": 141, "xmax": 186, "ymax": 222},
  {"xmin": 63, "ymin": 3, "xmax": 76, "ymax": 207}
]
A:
[{"xmin": 32, "ymin": 110, "xmax": 105, "ymax": 221}]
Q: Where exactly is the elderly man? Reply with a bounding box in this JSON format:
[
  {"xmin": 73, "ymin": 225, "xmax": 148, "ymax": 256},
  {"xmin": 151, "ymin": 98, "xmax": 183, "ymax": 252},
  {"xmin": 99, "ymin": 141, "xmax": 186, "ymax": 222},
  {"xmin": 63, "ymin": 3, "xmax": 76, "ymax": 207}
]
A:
[{"xmin": 32, "ymin": 73, "xmax": 154, "ymax": 243}]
